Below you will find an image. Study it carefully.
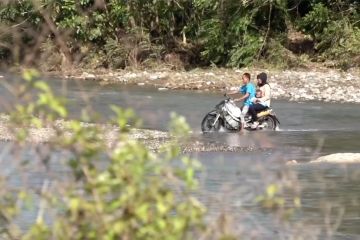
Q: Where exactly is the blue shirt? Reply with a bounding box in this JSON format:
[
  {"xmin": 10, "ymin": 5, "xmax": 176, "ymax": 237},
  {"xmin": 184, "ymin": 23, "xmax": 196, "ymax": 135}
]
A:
[{"xmin": 239, "ymin": 83, "xmax": 256, "ymax": 106}]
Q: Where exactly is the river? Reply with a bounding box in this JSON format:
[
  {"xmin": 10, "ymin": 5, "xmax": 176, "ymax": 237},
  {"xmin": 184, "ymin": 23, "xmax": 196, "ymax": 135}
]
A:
[{"xmin": 1, "ymin": 76, "xmax": 359, "ymax": 239}]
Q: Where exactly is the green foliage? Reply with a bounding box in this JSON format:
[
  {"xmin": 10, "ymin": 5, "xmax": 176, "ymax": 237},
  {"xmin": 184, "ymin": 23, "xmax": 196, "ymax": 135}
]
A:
[
  {"xmin": 299, "ymin": 3, "xmax": 331, "ymax": 38},
  {"xmin": 3, "ymin": 70, "xmax": 206, "ymax": 239},
  {"xmin": 54, "ymin": 0, "xmax": 111, "ymax": 42},
  {"xmin": 298, "ymin": 1, "xmax": 360, "ymax": 67},
  {"xmin": 256, "ymin": 183, "xmax": 302, "ymax": 220},
  {"xmin": 0, "ymin": 0, "xmax": 359, "ymax": 68},
  {"xmin": 10, "ymin": 69, "xmax": 67, "ymax": 128}
]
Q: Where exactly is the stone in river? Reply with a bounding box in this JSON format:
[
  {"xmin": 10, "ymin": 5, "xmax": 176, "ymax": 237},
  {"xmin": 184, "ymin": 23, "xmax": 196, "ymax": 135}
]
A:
[{"xmin": 311, "ymin": 153, "xmax": 360, "ymax": 163}]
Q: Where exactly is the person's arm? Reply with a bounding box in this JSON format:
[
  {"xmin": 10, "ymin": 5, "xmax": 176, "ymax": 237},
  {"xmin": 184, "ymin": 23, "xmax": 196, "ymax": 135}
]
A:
[
  {"xmin": 226, "ymin": 85, "xmax": 245, "ymax": 96},
  {"xmin": 226, "ymin": 89, "xmax": 240, "ymax": 95},
  {"xmin": 234, "ymin": 92, "xmax": 249, "ymax": 102}
]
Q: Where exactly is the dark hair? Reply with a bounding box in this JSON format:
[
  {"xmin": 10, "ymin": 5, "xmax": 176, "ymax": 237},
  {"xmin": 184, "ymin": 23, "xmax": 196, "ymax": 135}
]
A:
[
  {"xmin": 257, "ymin": 72, "xmax": 267, "ymax": 86},
  {"xmin": 243, "ymin": 72, "xmax": 251, "ymax": 80}
]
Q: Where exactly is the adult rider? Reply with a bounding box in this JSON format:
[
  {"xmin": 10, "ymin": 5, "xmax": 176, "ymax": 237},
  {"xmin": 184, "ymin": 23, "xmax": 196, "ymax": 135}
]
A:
[
  {"xmin": 226, "ymin": 72, "xmax": 256, "ymax": 130},
  {"xmin": 249, "ymin": 72, "xmax": 271, "ymax": 129}
]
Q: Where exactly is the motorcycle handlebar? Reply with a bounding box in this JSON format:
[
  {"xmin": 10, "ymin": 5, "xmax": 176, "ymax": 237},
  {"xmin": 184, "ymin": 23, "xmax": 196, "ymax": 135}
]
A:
[{"xmin": 223, "ymin": 93, "xmax": 233, "ymax": 100}]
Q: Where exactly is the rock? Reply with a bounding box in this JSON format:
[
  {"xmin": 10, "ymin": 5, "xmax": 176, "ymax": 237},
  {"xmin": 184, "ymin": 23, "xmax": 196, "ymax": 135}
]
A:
[
  {"xmin": 205, "ymin": 72, "xmax": 215, "ymax": 76},
  {"xmin": 311, "ymin": 153, "xmax": 360, "ymax": 163},
  {"xmin": 82, "ymin": 72, "xmax": 96, "ymax": 80},
  {"xmin": 158, "ymin": 87, "xmax": 168, "ymax": 91},
  {"xmin": 149, "ymin": 75, "xmax": 160, "ymax": 80},
  {"xmin": 286, "ymin": 160, "xmax": 298, "ymax": 165},
  {"xmin": 116, "ymin": 76, "xmax": 128, "ymax": 82},
  {"xmin": 0, "ymin": 75, "xmax": 3, "ymax": 78},
  {"xmin": 137, "ymin": 83, "xmax": 145, "ymax": 86},
  {"xmin": 124, "ymin": 73, "xmax": 138, "ymax": 79}
]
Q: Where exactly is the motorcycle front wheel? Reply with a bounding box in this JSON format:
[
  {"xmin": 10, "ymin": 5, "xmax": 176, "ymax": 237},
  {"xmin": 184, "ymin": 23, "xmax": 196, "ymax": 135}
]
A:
[{"xmin": 201, "ymin": 113, "xmax": 222, "ymax": 133}]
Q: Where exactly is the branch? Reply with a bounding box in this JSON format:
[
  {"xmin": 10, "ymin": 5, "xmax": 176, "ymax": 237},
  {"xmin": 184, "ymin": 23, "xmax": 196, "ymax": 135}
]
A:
[{"xmin": 257, "ymin": 1, "xmax": 273, "ymax": 60}]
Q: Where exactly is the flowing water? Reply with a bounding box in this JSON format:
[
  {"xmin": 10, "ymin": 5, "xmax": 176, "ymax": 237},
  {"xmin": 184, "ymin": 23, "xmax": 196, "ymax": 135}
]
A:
[{"xmin": 0, "ymin": 76, "xmax": 359, "ymax": 238}]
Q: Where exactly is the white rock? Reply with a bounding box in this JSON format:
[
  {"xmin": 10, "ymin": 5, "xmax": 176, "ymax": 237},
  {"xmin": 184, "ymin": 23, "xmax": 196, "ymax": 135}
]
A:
[
  {"xmin": 311, "ymin": 153, "xmax": 360, "ymax": 163},
  {"xmin": 149, "ymin": 75, "xmax": 160, "ymax": 80},
  {"xmin": 312, "ymin": 89, "xmax": 320, "ymax": 94},
  {"xmin": 124, "ymin": 73, "xmax": 138, "ymax": 78},
  {"xmin": 82, "ymin": 72, "xmax": 96, "ymax": 80},
  {"xmin": 205, "ymin": 72, "xmax": 215, "ymax": 76},
  {"xmin": 286, "ymin": 160, "xmax": 298, "ymax": 165},
  {"xmin": 137, "ymin": 83, "xmax": 145, "ymax": 86},
  {"xmin": 158, "ymin": 88, "xmax": 168, "ymax": 91},
  {"xmin": 118, "ymin": 76, "xmax": 128, "ymax": 82}
]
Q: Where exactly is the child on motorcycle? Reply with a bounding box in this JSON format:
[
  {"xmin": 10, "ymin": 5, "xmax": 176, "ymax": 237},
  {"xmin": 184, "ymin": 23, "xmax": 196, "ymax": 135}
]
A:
[{"xmin": 251, "ymin": 89, "xmax": 263, "ymax": 102}]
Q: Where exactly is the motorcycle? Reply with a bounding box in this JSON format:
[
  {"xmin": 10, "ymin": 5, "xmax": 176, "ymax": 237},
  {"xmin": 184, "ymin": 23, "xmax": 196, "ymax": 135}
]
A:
[{"xmin": 201, "ymin": 96, "xmax": 280, "ymax": 133}]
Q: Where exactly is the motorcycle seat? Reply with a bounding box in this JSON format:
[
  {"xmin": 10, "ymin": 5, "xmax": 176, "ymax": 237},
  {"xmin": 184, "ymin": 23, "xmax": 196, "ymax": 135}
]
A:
[{"xmin": 257, "ymin": 108, "xmax": 272, "ymax": 118}]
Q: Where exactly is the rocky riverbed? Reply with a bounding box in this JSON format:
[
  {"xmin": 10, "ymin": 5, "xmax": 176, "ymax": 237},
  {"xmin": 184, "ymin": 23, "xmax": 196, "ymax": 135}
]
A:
[
  {"xmin": 55, "ymin": 67, "xmax": 360, "ymax": 103},
  {"xmin": 1, "ymin": 115, "xmax": 360, "ymax": 163},
  {"xmin": 0, "ymin": 115, "xmax": 264, "ymax": 153}
]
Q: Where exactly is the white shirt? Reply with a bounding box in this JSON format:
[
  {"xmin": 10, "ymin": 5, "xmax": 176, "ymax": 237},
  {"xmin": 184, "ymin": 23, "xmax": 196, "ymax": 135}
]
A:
[{"xmin": 258, "ymin": 84, "xmax": 271, "ymax": 107}]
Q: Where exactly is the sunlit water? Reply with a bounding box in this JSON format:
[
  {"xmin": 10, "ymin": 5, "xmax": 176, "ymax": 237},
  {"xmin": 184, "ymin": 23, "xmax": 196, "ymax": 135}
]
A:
[{"xmin": 0, "ymin": 75, "xmax": 359, "ymax": 238}]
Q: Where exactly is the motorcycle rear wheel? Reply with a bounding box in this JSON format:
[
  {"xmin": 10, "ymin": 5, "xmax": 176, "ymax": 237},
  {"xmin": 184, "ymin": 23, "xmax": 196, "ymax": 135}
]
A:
[
  {"xmin": 259, "ymin": 115, "xmax": 277, "ymax": 130},
  {"xmin": 201, "ymin": 113, "xmax": 222, "ymax": 133}
]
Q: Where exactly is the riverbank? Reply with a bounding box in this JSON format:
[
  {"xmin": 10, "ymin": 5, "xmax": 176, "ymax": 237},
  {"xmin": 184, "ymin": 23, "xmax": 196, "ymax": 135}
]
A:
[{"xmin": 47, "ymin": 67, "xmax": 360, "ymax": 103}]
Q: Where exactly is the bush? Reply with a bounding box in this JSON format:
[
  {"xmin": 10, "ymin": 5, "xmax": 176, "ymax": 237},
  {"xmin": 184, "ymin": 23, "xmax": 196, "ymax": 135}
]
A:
[
  {"xmin": 1, "ymin": 70, "xmax": 206, "ymax": 239},
  {"xmin": 0, "ymin": 0, "xmax": 359, "ymax": 69},
  {"xmin": 298, "ymin": 2, "xmax": 360, "ymax": 68}
]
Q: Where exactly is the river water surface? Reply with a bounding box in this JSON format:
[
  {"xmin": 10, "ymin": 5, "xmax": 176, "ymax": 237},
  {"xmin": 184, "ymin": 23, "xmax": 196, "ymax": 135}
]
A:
[{"xmin": 0, "ymin": 77, "xmax": 359, "ymax": 239}]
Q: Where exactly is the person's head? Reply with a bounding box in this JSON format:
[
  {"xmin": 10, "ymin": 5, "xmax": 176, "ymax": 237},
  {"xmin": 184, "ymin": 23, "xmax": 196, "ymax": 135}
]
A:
[
  {"xmin": 242, "ymin": 72, "xmax": 251, "ymax": 84},
  {"xmin": 257, "ymin": 72, "xmax": 267, "ymax": 86},
  {"xmin": 256, "ymin": 89, "xmax": 262, "ymax": 98}
]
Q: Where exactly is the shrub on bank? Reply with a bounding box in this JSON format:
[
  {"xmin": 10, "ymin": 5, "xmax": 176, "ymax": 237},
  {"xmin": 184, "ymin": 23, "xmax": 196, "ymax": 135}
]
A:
[{"xmin": 0, "ymin": 1, "xmax": 359, "ymax": 70}]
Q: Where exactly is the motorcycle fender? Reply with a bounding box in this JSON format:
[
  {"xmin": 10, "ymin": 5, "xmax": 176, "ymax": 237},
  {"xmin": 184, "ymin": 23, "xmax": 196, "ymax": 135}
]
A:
[
  {"xmin": 207, "ymin": 110, "xmax": 219, "ymax": 116},
  {"xmin": 271, "ymin": 114, "xmax": 280, "ymax": 125}
]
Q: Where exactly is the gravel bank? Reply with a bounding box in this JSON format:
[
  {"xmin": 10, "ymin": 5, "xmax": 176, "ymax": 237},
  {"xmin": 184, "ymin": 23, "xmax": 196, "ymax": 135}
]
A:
[
  {"xmin": 57, "ymin": 68, "xmax": 360, "ymax": 103},
  {"xmin": 0, "ymin": 115, "xmax": 266, "ymax": 153}
]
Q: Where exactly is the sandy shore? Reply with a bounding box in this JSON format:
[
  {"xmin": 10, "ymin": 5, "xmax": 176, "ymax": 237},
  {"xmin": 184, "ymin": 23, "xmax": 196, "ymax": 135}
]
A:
[{"xmin": 50, "ymin": 67, "xmax": 360, "ymax": 103}]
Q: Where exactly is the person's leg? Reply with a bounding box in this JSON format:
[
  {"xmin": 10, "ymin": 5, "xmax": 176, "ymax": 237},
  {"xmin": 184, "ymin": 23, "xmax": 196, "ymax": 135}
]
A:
[
  {"xmin": 251, "ymin": 104, "xmax": 267, "ymax": 122},
  {"xmin": 251, "ymin": 104, "xmax": 267, "ymax": 129},
  {"xmin": 240, "ymin": 105, "xmax": 249, "ymax": 130},
  {"xmin": 248, "ymin": 105, "xmax": 257, "ymax": 122}
]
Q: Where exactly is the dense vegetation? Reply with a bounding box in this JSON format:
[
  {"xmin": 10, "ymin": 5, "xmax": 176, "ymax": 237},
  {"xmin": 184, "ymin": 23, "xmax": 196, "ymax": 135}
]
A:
[{"xmin": 0, "ymin": 0, "xmax": 359, "ymax": 70}]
